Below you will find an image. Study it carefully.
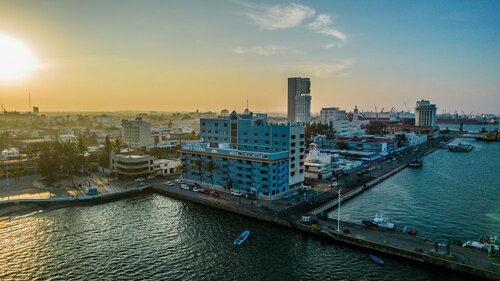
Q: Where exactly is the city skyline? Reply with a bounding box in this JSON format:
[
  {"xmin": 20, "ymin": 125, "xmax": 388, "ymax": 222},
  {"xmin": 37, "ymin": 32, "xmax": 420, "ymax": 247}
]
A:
[{"xmin": 0, "ymin": 0, "xmax": 499, "ymax": 114}]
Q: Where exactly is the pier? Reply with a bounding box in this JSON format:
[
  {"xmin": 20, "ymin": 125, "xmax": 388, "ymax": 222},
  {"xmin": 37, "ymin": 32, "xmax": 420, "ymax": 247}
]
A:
[{"xmin": 1, "ymin": 136, "xmax": 498, "ymax": 280}]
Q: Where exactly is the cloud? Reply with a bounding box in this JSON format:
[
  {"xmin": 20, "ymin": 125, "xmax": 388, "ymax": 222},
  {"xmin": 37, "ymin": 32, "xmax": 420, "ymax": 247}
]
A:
[
  {"xmin": 324, "ymin": 43, "xmax": 342, "ymax": 49},
  {"xmin": 295, "ymin": 60, "xmax": 353, "ymax": 77},
  {"xmin": 308, "ymin": 14, "xmax": 347, "ymax": 43},
  {"xmin": 233, "ymin": 45, "xmax": 296, "ymax": 56},
  {"xmin": 238, "ymin": 1, "xmax": 315, "ymax": 30},
  {"xmin": 307, "ymin": 14, "xmax": 332, "ymax": 30}
]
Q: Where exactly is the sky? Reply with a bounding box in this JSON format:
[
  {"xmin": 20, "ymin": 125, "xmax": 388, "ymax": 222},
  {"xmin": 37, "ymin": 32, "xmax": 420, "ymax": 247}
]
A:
[{"xmin": 0, "ymin": 0, "xmax": 499, "ymax": 114}]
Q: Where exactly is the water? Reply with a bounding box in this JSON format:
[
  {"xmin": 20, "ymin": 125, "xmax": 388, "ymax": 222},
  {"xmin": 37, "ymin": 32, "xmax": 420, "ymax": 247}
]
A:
[
  {"xmin": 1, "ymin": 130, "xmax": 498, "ymax": 280},
  {"xmin": 330, "ymin": 138, "xmax": 500, "ymax": 242}
]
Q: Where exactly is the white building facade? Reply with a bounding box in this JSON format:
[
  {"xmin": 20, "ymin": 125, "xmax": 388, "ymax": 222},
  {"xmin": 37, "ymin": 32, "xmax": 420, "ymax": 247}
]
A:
[
  {"xmin": 415, "ymin": 100, "xmax": 437, "ymax": 127},
  {"xmin": 122, "ymin": 117, "xmax": 154, "ymax": 148}
]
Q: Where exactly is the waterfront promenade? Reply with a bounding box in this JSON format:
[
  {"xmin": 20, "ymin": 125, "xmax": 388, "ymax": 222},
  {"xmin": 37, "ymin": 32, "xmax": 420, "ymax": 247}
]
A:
[{"xmin": 2, "ymin": 135, "xmax": 498, "ymax": 279}]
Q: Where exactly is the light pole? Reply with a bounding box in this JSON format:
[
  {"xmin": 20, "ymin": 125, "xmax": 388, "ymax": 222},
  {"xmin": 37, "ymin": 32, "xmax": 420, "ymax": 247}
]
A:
[
  {"xmin": 5, "ymin": 162, "xmax": 9, "ymax": 201},
  {"xmin": 337, "ymin": 188, "xmax": 341, "ymax": 232}
]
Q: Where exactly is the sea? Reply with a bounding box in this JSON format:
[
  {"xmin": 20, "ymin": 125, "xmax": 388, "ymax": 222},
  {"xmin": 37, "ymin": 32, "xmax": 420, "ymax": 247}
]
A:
[{"xmin": 1, "ymin": 124, "xmax": 498, "ymax": 281}]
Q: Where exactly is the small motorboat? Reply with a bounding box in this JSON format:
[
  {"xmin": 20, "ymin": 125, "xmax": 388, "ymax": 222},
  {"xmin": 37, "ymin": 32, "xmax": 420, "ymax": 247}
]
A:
[
  {"xmin": 369, "ymin": 254, "xmax": 385, "ymax": 265},
  {"xmin": 233, "ymin": 230, "xmax": 250, "ymax": 245}
]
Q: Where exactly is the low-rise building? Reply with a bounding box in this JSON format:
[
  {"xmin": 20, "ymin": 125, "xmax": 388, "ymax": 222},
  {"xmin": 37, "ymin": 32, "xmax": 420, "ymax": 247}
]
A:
[
  {"xmin": 58, "ymin": 134, "xmax": 77, "ymax": 143},
  {"xmin": 153, "ymin": 159, "xmax": 181, "ymax": 176},
  {"xmin": 321, "ymin": 137, "xmax": 395, "ymax": 157},
  {"xmin": 304, "ymin": 143, "xmax": 334, "ymax": 180},
  {"xmin": 1, "ymin": 148, "xmax": 20, "ymax": 159},
  {"xmin": 110, "ymin": 154, "xmax": 154, "ymax": 178}
]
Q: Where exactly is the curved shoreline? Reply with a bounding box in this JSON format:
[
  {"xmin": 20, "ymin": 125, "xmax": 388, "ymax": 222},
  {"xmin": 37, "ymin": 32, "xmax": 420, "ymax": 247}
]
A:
[{"xmin": 0, "ymin": 185, "xmax": 152, "ymax": 217}]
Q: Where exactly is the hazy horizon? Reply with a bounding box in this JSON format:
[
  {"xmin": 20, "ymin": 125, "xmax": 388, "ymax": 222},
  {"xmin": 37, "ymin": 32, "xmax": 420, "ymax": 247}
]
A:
[{"xmin": 1, "ymin": 0, "xmax": 499, "ymax": 114}]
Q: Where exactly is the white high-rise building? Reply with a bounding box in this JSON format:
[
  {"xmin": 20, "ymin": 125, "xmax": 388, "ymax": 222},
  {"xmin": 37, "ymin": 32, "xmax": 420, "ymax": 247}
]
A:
[
  {"xmin": 122, "ymin": 117, "xmax": 154, "ymax": 148},
  {"xmin": 415, "ymin": 100, "xmax": 437, "ymax": 127}
]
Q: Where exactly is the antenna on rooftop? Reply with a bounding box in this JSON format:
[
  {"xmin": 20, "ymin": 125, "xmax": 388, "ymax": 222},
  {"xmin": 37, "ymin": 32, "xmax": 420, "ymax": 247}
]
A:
[{"xmin": 28, "ymin": 92, "xmax": 32, "ymax": 113}]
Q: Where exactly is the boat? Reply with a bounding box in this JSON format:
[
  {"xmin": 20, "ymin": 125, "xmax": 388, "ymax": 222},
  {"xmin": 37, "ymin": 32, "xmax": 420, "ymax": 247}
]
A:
[
  {"xmin": 439, "ymin": 142, "xmax": 450, "ymax": 149},
  {"xmin": 408, "ymin": 155, "xmax": 423, "ymax": 167},
  {"xmin": 233, "ymin": 230, "xmax": 250, "ymax": 245},
  {"xmin": 447, "ymin": 142, "xmax": 473, "ymax": 152},
  {"xmin": 474, "ymin": 130, "xmax": 499, "ymax": 142},
  {"xmin": 362, "ymin": 212, "xmax": 396, "ymax": 231},
  {"xmin": 369, "ymin": 254, "xmax": 385, "ymax": 265}
]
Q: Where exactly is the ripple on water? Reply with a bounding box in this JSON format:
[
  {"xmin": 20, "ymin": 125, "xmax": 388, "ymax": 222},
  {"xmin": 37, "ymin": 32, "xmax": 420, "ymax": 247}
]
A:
[{"xmin": 2, "ymin": 139, "xmax": 498, "ymax": 281}]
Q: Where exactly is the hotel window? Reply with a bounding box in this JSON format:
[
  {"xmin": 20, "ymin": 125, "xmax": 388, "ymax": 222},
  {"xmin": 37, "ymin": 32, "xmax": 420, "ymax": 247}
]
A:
[
  {"xmin": 243, "ymin": 132, "xmax": 248, "ymax": 136},
  {"xmin": 265, "ymin": 133, "xmax": 269, "ymax": 136},
  {"xmin": 282, "ymin": 134, "xmax": 286, "ymax": 138},
  {"xmin": 254, "ymin": 132, "xmax": 258, "ymax": 136}
]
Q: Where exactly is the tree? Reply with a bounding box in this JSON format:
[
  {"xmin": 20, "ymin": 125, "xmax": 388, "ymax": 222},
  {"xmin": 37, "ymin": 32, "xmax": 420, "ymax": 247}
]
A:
[
  {"xmin": 192, "ymin": 159, "xmax": 202, "ymax": 183},
  {"xmin": 113, "ymin": 138, "xmax": 122, "ymax": 154},
  {"xmin": 99, "ymin": 136, "xmax": 112, "ymax": 168},
  {"xmin": 76, "ymin": 135, "xmax": 88, "ymax": 176},
  {"xmin": 204, "ymin": 161, "xmax": 216, "ymax": 187}
]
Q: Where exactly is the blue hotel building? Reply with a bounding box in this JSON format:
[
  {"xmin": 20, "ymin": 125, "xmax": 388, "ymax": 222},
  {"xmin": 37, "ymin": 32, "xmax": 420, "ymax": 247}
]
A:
[{"xmin": 180, "ymin": 110, "xmax": 305, "ymax": 199}]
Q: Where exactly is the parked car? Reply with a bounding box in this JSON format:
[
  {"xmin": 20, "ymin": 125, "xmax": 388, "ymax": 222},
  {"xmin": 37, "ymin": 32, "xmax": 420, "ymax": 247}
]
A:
[
  {"xmin": 147, "ymin": 175, "xmax": 156, "ymax": 179},
  {"xmin": 283, "ymin": 193, "xmax": 292, "ymax": 199},
  {"xmin": 199, "ymin": 188, "xmax": 210, "ymax": 195},
  {"xmin": 303, "ymin": 185, "xmax": 312, "ymax": 191},
  {"xmin": 330, "ymin": 182, "xmax": 339, "ymax": 188},
  {"xmin": 231, "ymin": 190, "xmax": 243, "ymax": 197},
  {"xmin": 180, "ymin": 184, "xmax": 190, "ymax": 190},
  {"xmin": 192, "ymin": 187, "xmax": 200, "ymax": 192},
  {"xmin": 210, "ymin": 191, "xmax": 219, "ymax": 197},
  {"xmin": 244, "ymin": 193, "xmax": 257, "ymax": 200},
  {"xmin": 164, "ymin": 181, "xmax": 174, "ymax": 186},
  {"xmin": 134, "ymin": 177, "xmax": 145, "ymax": 182},
  {"xmin": 174, "ymin": 179, "xmax": 183, "ymax": 184}
]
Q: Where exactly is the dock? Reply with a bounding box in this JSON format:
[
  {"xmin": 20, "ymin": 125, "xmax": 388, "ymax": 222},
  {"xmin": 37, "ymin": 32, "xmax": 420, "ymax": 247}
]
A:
[{"xmin": 1, "ymin": 136, "xmax": 498, "ymax": 280}]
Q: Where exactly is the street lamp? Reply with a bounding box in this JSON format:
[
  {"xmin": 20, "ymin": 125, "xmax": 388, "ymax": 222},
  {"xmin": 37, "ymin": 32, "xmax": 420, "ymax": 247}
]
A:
[{"xmin": 337, "ymin": 188, "xmax": 342, "ymax": 232}]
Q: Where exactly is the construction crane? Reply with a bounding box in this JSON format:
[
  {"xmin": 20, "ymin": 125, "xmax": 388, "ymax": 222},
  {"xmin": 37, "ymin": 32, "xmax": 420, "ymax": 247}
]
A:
[{"xmin": 403, "ymin": 101, "xmax": 410, "ymax": 112}]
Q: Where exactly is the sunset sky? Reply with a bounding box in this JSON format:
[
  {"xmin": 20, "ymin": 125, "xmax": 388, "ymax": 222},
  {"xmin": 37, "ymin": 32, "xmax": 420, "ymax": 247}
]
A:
[{"xmin": 0, "ymin": 0, "xmax": 499, "ymax": 114}]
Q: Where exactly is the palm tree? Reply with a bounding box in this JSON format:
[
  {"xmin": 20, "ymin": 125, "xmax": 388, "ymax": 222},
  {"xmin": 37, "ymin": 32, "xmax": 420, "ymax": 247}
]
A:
[
  {"xmin": 192, "ymin": 159, "xmax": 202, "ymax": 183},
  {"xmin": 204, "ymin": 161, "xmax": 216, "ymax": 188},
  {"xmin": 113, "ymin": 138, "xmax": 122, "ymax": 154}
]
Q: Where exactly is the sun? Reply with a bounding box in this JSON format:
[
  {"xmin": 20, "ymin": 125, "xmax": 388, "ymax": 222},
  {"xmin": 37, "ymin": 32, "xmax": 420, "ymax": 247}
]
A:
[{"xmin": 0, "ymin": 34, "xmax": 38, "ymax": 83}]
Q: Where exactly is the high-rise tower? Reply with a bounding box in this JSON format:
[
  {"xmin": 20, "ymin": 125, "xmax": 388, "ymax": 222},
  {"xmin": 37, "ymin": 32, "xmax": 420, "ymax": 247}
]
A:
[{"xmin": 287, "ymin": 77, "xmax": 311, "ymax": 123}]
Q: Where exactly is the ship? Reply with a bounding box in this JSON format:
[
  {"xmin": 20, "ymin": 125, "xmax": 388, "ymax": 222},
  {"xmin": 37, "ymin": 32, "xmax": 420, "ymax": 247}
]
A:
[
  {"xmin": 362, "ymin": 212, "xmax": 396, "ymax": 231},
  {"xmin": 475, "ymin": 129, "xmax": 499, "ymax": 142},
  {"xmin": 436, "ymin": 113, "xmax": 498, "ymax": 125},
  {"xmin": 408, "ymin": 155, "xmax": 423, "ymax": 167},
  {"xmin": 448, "ymin": 142, "xmax": 473, "ymax": 152},
  {"xmin": 349, "ymin": 110, "xmax": 415, "ymax": 125}
]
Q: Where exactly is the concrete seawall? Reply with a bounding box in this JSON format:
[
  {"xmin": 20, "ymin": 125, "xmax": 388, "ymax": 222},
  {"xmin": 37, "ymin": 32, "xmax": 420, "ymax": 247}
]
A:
[
  {"xmin": 292, "ymin": 222, "xmax": 499, "ymax": 281},
  {"xmin": 310, "ymin": 162, "xmax": 408, "ymax": 215},
  {"xmin": 151, "ymin": 186, "xmax": 292, "ymax": 228},
  {"xmin": 0, "ymin": 185, "xmax": 152, "ymax": 216}
]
